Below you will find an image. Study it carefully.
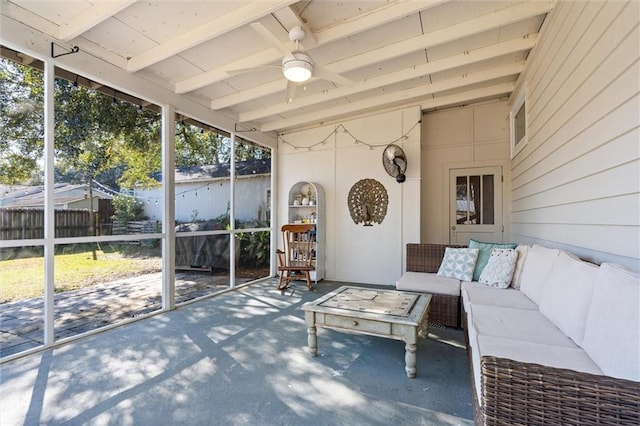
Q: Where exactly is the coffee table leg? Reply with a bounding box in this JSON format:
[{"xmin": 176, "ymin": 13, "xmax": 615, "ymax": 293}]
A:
[
  {"xmin": 405, "ymin": 343, "xmax": 417, "ymax": 378},
  {"xmin": 308, "ymin": 326, "xmax": 317, "ymax": 357}
]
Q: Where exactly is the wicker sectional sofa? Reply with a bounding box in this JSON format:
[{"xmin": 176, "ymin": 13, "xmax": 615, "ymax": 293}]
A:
[{"xmin": 397, "ymin": 243, "xmax": 640, "ymax": 425}]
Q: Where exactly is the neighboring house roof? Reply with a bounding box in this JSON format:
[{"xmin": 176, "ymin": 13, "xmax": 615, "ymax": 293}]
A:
[
  {"xmin": 152, "ymin": 159, "xmax": 271, "ymax": 183},
  {"xmin": 0, "ymin": 183, "xmax": 112, "ymax": 208}
]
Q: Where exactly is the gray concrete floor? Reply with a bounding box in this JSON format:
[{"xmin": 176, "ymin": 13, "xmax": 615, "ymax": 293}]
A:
[
  {"xmin": 0, "ymin": 279, "xmax": 474, "ymax": 425},
  {"xmin": 0, "ymin": 271, "xmax": 258, "ymax": 358}
]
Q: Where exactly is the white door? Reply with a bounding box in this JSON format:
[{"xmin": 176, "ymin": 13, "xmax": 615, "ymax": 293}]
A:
[{"xmin": 449, "ymin": 166, "xmax": 503, "ymax": 245}]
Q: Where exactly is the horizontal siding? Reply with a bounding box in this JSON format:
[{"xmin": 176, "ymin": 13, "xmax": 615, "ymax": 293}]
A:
[
  {"xmin": 511, "ymin": 223, "xmax": 639, "ymax": 259},
  {"xmin": 512, "ymin": 193, "xmax": 640, "ymax": 226},
  {"xmin": 512, "ymin": 126, "xmax": 639, "ymax": 205},
  {"xmin": 510, "ymin": 1, "xmax": 640, "ymax": 269}
]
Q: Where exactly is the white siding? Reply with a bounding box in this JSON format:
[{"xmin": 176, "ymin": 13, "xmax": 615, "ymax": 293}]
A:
[{"xmin": 510, "ymin": 1, "xmax": 640, "ymax": 270}]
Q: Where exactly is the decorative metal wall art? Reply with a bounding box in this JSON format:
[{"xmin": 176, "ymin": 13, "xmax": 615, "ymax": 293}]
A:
[{"xmin": 347, "ymin": 178, "xmax": 388, "ymax": 226}]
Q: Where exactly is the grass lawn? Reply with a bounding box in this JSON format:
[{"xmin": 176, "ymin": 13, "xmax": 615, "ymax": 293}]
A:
[{"xmin": 0, "ymin": 249, "xmax": 162, "ymax": 303}]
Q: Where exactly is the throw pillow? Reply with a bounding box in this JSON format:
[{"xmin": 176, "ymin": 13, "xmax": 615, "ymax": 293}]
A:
[
  {"xmin": 468, "ymin": 239, "xmax": 518, "ymax": 281},
  {"xmin": 478, "ymin": 248, "xmax": 518, "ymax": 288},
  {"xmin": 511, "ymin": 244, "xmax": 530, "ymax": 289},
  {"xmin": 437, "ymin": 247, "xmax": 479, "ymax": 282},
  {"xmin": 539, "ymin": 252, "xmax": 599, "ymax": 346}
]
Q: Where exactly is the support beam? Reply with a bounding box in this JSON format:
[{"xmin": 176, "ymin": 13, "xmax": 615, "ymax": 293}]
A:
[
  {"xmin": 211, "ymin": 1, "xmax": 553, "ymax": 109},
  {"xmin": 58, "ymin": 1, "xmax": 137, "ymax": 41},
  {"xmin": 44, "ymin": 58, "xmax": 55, "ymax": 346},
  {"xmin": 161, "ymin": 104, "xmax": 176, "ymax": 311},
  {"xmin": 261, "ymin": 63, "xmax": 523, "ymax": 132},
  {"xmin": 127, "ymin": 0, "xmax": 297, "ymax": 72},
  {"xmin": 240, "ymin": 34, "xmax": 537, "ymax": 122}
]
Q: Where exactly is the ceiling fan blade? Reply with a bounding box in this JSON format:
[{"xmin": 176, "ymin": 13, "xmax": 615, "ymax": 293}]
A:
[
  {"xmin": 285, "ymin": 80, "xmax": 298, "ymax": 103},
  {"xmin": 250, "ymin": 23, "xmax": 293, "ymax": 57},
  {"xmin": 313, "ymin": 65, "xmax": 354, "ymax": 87}
]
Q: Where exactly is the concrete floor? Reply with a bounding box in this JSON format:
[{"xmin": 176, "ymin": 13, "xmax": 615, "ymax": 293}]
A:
[{"xmin": 0, "ymin": 279, "xmax": 474, "ymax": 425}]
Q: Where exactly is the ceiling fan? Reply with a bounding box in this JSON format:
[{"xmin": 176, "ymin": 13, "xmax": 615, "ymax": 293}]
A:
[{"xmin": 230, "ymin": 23, "xmax": 352, "ymax": 102}]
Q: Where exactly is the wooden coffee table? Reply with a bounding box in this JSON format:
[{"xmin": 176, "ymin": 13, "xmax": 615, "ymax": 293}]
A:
[{"xmin": 302, "ymin": 286, "xmax": 432, "ymax": 378}]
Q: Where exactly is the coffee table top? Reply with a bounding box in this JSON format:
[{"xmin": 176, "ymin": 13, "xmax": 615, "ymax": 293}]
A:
[{"xmin": 302, "ymin": 286, "xmax": 431, "ymax": 326}]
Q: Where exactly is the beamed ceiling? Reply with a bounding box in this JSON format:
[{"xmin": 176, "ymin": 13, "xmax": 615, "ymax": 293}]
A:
[{"xmin": 1, "ymin": 0, "xmax": 553, "ymax": 134}]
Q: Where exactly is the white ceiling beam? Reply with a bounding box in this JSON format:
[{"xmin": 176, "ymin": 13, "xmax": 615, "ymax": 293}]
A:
[
  {"xmin": 325, "ymin": 1, "xmax": 553, "ymax": 73},
  {"xmin": 418, "ymin": 82, "xmax": 516, "ymax": 113},
  {"xmin": 58, "ymin": 1, "xmax": 138, "ymax": 41},
  {"xmin": 211, "ymin": 1, "xmax": 552, "ymax": 109},
  {"xmin": 175, "ymin": 48, "xmax": 282, "ymax": 94},
  {"xmin": 240, "ymin": 34, "xmax": 537, "ymax": 122},
  {"xmin": 179, "ymin": 0, "xmax": 447, "ymax": 94},
  {"xmin": 127, "ymin": 0, "xmax": 297, "ymax": 72},
  {"xmin": 314, "ymin": 0, "xmax": 449, "ymax": 44},
  {"xmin": 260, "ymin": 62, "xmax": 523, "ymax": 132},
  {"xmin": 275, "ymin": 82, "xmax": 516, "ymax": 133}
]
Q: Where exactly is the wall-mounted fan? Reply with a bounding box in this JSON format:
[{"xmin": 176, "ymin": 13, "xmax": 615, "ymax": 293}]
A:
[
  {"xmin": 382, "ymin": 144, "xmax": 407, "ymax": 183},
  {"xmin": 229, "ymin": 23, "xmax": 352, "ymax": 102}
]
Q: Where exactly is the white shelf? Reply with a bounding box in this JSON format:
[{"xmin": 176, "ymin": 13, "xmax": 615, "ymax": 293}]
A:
[{"xmin": 287, "ymin": 181, "xmax": 324, "ymax": 282}]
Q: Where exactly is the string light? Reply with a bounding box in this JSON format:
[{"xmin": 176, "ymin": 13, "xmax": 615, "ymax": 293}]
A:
[{"xmin": 278, "ymin": 121, "xmax": 420, "ymax": 151}]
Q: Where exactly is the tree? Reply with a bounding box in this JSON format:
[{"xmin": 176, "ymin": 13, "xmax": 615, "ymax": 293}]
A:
[{"xmin": 0, "ymin": 58, "xmax": 44, "ymax": 185}]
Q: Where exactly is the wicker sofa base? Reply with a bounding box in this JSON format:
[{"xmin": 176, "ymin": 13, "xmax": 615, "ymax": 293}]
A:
[
  {"xmin": 428, "ymin": 293, "xmax": 459, "ymax": 328},
  {"xmin": 405, "ymin": 243, "xmax": 465, "ymax": 328},
  {"xmin": 479, "ymin": 356, "xmax": 640, "ymax": 425}
]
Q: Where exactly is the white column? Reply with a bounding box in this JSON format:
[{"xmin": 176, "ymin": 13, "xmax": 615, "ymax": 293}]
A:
[
  {"xmin": 43, "ymin": 59, "xmax": 55, "ymax": 345},
  {"xmin": 229, "ymin": 133, "xmax": 236, "ymax": 287},
  {"xmin": 162, "ymin": 105, "xmax": 176, "ymax": 310},
  {"xmin": 270, "ymin": 143, "xmax": 278, "ymax": 277}
]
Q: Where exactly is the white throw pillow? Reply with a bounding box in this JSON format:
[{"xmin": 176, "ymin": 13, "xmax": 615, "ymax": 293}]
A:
[
  {"xmin": 519, "ymin": 245, "xmax": 560, "ymax": 305},
  {"xmin": 437, "ymin": 247, "xmax": 479, "ymax": 282},
  {"xmin": 539, "ymin": 252, "xmax": 599, "ymax": 346},
  {"xmin": 582, "ymin": 263, "xmax": 640, "ymax": 382},
  {"xmin": 511, "ymin": 244, "xmax": 530, "ymax": 289},
  {"xmin": 478, "ymin": 248, "xmax": 518, "ymax": 288}
]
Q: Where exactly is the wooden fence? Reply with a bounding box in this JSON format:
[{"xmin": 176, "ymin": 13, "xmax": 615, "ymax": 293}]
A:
[
  {"xmin": 0, "ymin": 208, "xmax": 161, "ymax": 241},
  {"xmin": 0, "ymin": 208, "xmax": 95, "ymax": 240}
]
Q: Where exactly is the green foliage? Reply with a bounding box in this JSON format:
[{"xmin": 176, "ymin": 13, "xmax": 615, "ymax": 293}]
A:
[
  {"xmin": 112, "ymin": 194, "xmax": 146, "ymax": 224},
  {"xmin": 237, "ymin": 229, "xmax": 270, "ymax": 268},
  {"xmin": 0, "ymin": 58, "xmax": 44, "ymax": 185}
]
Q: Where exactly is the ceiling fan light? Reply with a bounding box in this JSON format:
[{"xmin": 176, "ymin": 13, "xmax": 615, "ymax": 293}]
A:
[{"xmin": 282, "ymin": 53, "xmax": 313, "ymax": 82}]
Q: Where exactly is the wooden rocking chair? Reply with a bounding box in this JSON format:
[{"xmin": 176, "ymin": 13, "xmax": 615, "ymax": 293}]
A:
[{"xmin": 277, "ymin": 224, "xmax": 316, "ymax": 290}]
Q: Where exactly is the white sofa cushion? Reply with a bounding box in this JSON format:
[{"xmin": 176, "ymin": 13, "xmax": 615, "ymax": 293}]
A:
[
  {"xmin": 461, "ymin": 283, "xmax": 537, "ymax": 313},
  {"xmin": 470, "ymin": 335, "xmax": 604, "ymax": 406},
  {"xmin": 519, "ymin": 245, "xmax": 560, "ymax": 305},
  {"xmin": 478, "ymin": 248, "xmax": 518, "ymax": 288},
  {"xmin": 437, "ymin": 247, "xmax": 479, "ymax": 282},
  {"xmin": 468, "ymin": 304, "xmax": 577, "ymax": 348},
  {"xmin": 582, "ymin": 263, "xmax": 640, "ymax": 382},
  {"xmin": 511, "ymin": 244, "xmax": 530, "ymax": 289},
  {"xmin": 539, "ymin": 252, "xmax": 599, "ymax": 347},
  {"xmin": 396, "ymin": 271, "xmax": 460, "ymax": 296}
]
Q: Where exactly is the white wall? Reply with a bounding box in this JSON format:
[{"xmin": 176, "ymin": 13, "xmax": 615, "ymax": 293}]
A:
[
  {"xmin": 421, "ymin": 100, "xmax": 512, "ymax": 244},
  {"xmin": 510, "ymin": 1, "xmax": 640, "ymax": 270},
  {"xmin": 138, "ymin": 176, "xmax": 269, "ymax": 223},
  {"xmin": 278, "ymin": 107, "xmax": 421, "ymax": 285}
]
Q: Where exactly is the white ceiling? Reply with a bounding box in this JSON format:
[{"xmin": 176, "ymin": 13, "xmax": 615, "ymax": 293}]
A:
[{"xmin": 2, "ymin": 0, "xmax": 553, "ymax": 134}]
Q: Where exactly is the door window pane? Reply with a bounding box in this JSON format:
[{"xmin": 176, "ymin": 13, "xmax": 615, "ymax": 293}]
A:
[
  {"xmin": 482, "ymin": 175, "xmax": 495, "ymax": 225},
  {"xmin": 456, "ymin": 174, "xmax": 494, "ymax": 225}
]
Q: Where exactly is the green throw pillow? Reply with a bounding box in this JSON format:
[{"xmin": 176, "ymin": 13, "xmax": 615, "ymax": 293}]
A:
[{"xmin": 468, "ymin": 239, "xmax": 518, "ymax": 281}]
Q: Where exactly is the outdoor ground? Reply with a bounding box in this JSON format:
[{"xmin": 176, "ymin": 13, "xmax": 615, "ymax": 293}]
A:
[{"xmin": 0, "ymin": 250, "xmax": 271, "ymax": 358}]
